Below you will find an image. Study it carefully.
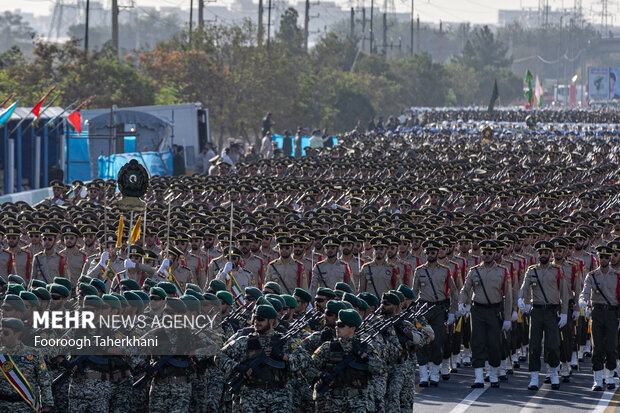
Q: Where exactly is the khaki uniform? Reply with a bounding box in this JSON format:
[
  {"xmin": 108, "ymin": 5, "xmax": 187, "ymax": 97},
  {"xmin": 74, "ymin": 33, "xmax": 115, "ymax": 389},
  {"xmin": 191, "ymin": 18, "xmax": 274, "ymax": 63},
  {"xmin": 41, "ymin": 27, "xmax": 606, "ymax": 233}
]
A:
[
  {"xmin": 31, "ymin": 251, "xmax": 69, "ymax": 284},
  {"xmin": 111, "ymin": 263, "xmax": 157, "ymax": 290},
  {"xmin": 6, "ymin": 248, "xmax": 32, "ymax": 280},
  {"xmin": 183, "ymin": 251, "xmax": 204, "ymax": 285},
  {"xmin": 0, "ymin": 249, "xmax": 10, "ymax": 279},
  {"xmin": 387, "ymin": 257, "xmax": 414, "ymax": 288},
  {"xmin": 340, "ymin": 255, "xmax": 365, "ymax": 293},
  {"xmin": 309, "ymin": 258, "xmax": 353, "ymax": 296},
  {"xmin": 59, "ymin": 247, "xmax": 87, "ymax": 288},
  {"xmin": 25, "ymin": 243, "xmax": 44, "ymax": 258},
  {"xmin": 86, "ymin": 255, "xmax": 126, "ymax": 289},
  {"xmin": 217, "ymin": 266, "xmax": 254, "ymax": 293},
  {"xmin": 360, "ymin": 260, "xmax": 399, "ymax": 299},
  {"xmin": 239, "ymin": 254, "xmax": 265, "ymax": 288},
  {"xmin": 206, "ymin": 255, "xmax": 227, "ymax": 288},
  {"xmin": 264, "ymin": 257, "xmax": 307, "ymax": 295},
  {"xmin": 167, "ymin": 264, "xmax": 195, "ymax": 292}
]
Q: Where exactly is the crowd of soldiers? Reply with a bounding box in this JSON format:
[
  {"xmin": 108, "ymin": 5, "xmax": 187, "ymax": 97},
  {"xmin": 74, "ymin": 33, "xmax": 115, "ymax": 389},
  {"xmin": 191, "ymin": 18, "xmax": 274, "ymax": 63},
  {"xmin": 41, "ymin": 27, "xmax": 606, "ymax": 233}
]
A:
[{"xmin": 0, "ymin": 111, "xmax": 619, "ymax": 412}]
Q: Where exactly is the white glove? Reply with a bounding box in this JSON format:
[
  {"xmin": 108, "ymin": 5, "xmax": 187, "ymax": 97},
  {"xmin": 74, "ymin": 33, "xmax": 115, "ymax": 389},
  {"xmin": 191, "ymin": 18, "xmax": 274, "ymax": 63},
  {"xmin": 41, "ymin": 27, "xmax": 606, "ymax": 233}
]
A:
[
  {"xmin": 524, "ymin": 304, "xmax": 532, "ymax": 313},
  {"xmin": 464, "ymin": 304, "xmax": 471, "ymax": 315},
  {"xmin": 558, "ymin": 314, "xmax": 567, "ymax": 329},
  {"xmin": 158, "ymin": 258, "xmax": 170, "ymax": 274},
  {"xmin": 222, "ymin": 261, "xmax": 234, "ymax": 274},
  {"xmin": 578, "ymin": 300, "xmax": 587, "ymax": 311},
  {"xmin": 517, "ymin": 298, "xmax": 525, "ymax": 310},
  {"xmin": 511, "ymin": 311, "xmax": 518, "ymax": 322},
  {"xmin": 572, "ymin": 310, "xmax": 580, "ymax": 321},
  {"xmin": 124, "ymin": 259, "xmax": 136, "ymax": 270},
  {"xmin": 458, "ymin": 303, "xmax": 465, "ymax": 316},
  {"xmin": 447, "ymin": 313, "xmax": 455, "ymax": 325},
  {"xmin": 98, "ymin": 252, "xmax": 109, "ymax": 269},
  {"xmin": 502, "ymin": 321, "xmax": 511, "ymax": 331}
]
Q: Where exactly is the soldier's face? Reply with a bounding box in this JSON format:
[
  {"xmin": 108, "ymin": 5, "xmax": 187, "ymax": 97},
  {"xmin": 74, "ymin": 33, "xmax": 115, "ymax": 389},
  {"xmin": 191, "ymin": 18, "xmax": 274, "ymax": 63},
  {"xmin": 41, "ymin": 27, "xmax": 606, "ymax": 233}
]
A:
[
  {"xmin": 481, "ymin": 249, "xmax": 494, "ymax": 264},
  {"xmin": 280, "ymin": 245, "xmax": 292, "ymax": 259},
  {"xmin": 190, "ymin": 240, "xmax": 201, "ymax": 250},
  {"xmin": 539, "ymin": 250, "xmax": 551, "ymax": 265},
  {"xmin": 0, "ymin": 327, "xmax": 19, "ymax": 347},
  {"xmin": 239, "ymin": 241, "xmax": 250, "ymax": 255},
  {"xmin": 6, "ymin": 235, "xmax": 19, "ymax": 248},
  {"xmin": 64, "ymin": 235, "xmax": 77, "ymax": 248},
  {"xmin": 387, "ymin": 245, "xmax": 397, "ymax": 259},
  {"xmin": 610, "ymin": 252, "xmax": 619, "ymax": 267},
  {"xmin": 293, "ymin": 245, "xmax": 304, "ymax": 256},
  {"xmin": 437, "ymin": 247, "xmax": 447, "ymax": 259},
  {"xmin": 599, "ymin": 255, "xmax": 610, "ymax": 268},
  {"xmin": 43, "ymin": 236, "xmax": 56, "ymax": 250},
  {"xmin": 398, "ymin": 243, "xmax": 408, "ymax": 254},
  {"xmin": 325, "ymin": 245, "xmax": 338, "ymax": 258},
  {"xmin": 341, "ymin": 243, "xmax": 353, "ymax": 256},
  {"xmin": 553, "ymin": 248, "xmax": 565, "ymax": 261},
  {"xmin": 204, "ymin": 236, "xmax": 215, "ymax": 249},
  {"xmin": 253, "ymin": 316, "xmax": 273, "ymax": 334},
  {"xmin": 411, "ymin": 240, "xmax": 421, "ymax": 250},
  {"xmin": 250, "ymin": 240, "xmax": 260, "ymax": 252},
  {"xmin": 374, "ymin": 247, "xmax": 386, "ymax": 260}
]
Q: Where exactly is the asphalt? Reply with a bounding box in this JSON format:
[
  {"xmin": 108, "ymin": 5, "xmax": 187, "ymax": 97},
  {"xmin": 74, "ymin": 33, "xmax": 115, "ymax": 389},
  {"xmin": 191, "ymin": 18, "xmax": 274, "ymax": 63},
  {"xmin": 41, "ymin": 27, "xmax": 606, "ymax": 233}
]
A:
[{"xmin": 413, "ymin": 357, "xmax": 620, "ymax": 413}]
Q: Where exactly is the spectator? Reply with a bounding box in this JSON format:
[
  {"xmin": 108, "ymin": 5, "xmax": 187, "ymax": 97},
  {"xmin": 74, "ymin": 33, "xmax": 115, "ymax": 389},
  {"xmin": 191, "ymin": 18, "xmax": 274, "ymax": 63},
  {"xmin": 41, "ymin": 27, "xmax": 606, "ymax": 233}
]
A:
[
  {"xmin": 261, "ymin": 131, "xmax": 274, "ymax": 158},
  {"xmin": 262, "ymin": 113, "xmax": 274, "ymax": 136},
  {"xmin": 195, "ymin": 146, "xmax": 210, "ymax": 174},
  {"xmin": 294, "ymin": 127, "xmax": 303, "ymax": 158},
  {"xmin": 309, "ymin": 129, "xmax": 323, "ymax": 149},
  {"xmin": 282, "ymin": 130, "xmax": 293, "ymax": 157},
  {"xmin": 172, "ymin": 145, "xmax": 186, "ymax": 176}
]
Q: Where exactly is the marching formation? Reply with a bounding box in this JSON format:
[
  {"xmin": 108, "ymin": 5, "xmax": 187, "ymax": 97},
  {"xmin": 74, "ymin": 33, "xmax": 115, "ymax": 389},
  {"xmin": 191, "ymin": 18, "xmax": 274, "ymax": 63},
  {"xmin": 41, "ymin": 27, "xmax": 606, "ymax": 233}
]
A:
[{"xmin": 0, "ymin": 110, "xmax": 619, "ymax": 413}]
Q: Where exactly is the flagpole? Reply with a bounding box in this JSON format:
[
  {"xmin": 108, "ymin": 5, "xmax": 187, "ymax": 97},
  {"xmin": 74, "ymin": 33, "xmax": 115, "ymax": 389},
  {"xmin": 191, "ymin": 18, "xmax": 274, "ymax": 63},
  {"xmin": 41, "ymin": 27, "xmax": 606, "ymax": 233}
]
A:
[
  {"xmin": 142, "ymin": 207, "xmax": 147, "ymax": 246},
  {"xmin": 20, "ymin": 94, "xmax": 60, "ymax": 135},
  {"xmin": 229, "ymin": 201, "xmax": 233, "ymax": 262},
  {"xmin": 127, "ymin": 210, "xmax": 134, "ymax": 260},
  {"xmin": 9, "ymin": 85, "xmax": 56, "ymax": 135},
  {"xmin": 0, "ymin": 93, "xmax": 14, "ymax": 109}
]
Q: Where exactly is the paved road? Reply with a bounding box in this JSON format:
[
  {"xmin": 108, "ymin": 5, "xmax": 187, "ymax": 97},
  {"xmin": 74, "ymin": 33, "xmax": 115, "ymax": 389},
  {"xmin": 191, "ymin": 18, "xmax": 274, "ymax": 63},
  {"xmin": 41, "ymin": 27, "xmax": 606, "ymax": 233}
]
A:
[{"xmin": 413, "ymin": 358, "xmax": 620, "ymax": 413}]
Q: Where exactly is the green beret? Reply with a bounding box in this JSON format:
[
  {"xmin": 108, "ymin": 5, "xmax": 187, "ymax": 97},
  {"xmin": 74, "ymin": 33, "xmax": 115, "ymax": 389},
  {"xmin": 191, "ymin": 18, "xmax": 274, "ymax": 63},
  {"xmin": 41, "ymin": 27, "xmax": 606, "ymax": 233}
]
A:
[
  {"xmin": 49, "ymin": 283, "xmax": 70, "ymax": 298},
  {"xmin": 78, "ymin": 275, "xmax": 93, "ymax": 284},
  {"xmin": 266, "ymin": 296, "xmax": 283, "ymax": 312},
  {"xmin": 203, "ymin": 293, "xmax": 219, "ymax": 302},
  {"xmin": 32, "ymin": 287, "xmax": 51, "ymax": 301},
  {"xmin": 185, "ymin": 283, "xmax": 202, "ymax": 293},
  {"xmin": 8, "ymin": 274, "xmax": 26, "ymax": 285},
  {"xmin": 7, "ymin": 284, "xmax": 25, "ymax": 294},
  {"xmin": 391, "ymin": 290, "xmax": 405, "ymax": 304},
  {"xmin": 316, "ymin": 287, "xmax": 337, "ymax": 298},
  {"xmin": 358, "ymin": 292, "xmax": 379, "ymax": 308},
  {"xmin": 208, "ymin": 279, "xmax": 227, "ymax": 292},
  {"xmin": 338, "ymin": 309, "xmax": 362, "ymax": 327},
  {"xmin": 143, "ymin": 278, "xmax": 157, "ymax": 288},
  {"xmin": 340, "ymin": 301, "xmax": 353, "ymax": 310},
  {"xmin": 0, "ymin": 276, "xmax": 6, "ymax": 286},
  {"xmin": 334, "ymin": 290, "xmax": 344, "ymax": 299},
  {"xmin": 111, "ymin": 293, "xmax": 128, "ymax": 308},
  {"xmin": 357, "ymin": 299, "xmax": 369, "ymax": 311},
  {"xmin": 254, "ymin": 304, "xmax": 278, "ymax": 319},
  {"xmin": 150, "ymin": 286, "xmax": 167, "ymax": 300},
  {"xmin": 165, "ymin": 297, "xmax": 187, "ymax": 313},
  {"xmin": 181, "ymin": 295, "xmax": 201, "ymax": 312},
  {"xmin": 123, "ymin": 291, "xmax": 144, "ymax": 309},
  {"xmin": 19, "ymin": 291, "xmax": 40, "ymax": 308},
  {"xmin": 30, "ymin": 279, "xmax": 47, "ymax": 289},
  {"xmin": 89, "ymin": 279, "xmax": 106, "ymax": 294},
  {"xmin": 281, "ymin": 294, "xmax": 298, "ymax": 309},
  {"xmin": 185, "ymin": 289, "xmax": 206, "ymax": 302},
  {"xmin": 54, "ymin": 277, "xmax": 73, "ymax": 293},
  {"xmin": 397, "ymin": 284, "xmax": 415, "ymax": 300},
  {"xmin": 334, "ymin": 282, "xmax": 353, "ymax": 294},
  {"xmin": 266, "ymin": 293, "xmax": 285, "ymax": 308},
  {"xmin": 78, "ymin": 283, "xmax": 98, "ymax": 296},
  {"xmin": 158, "ymin": 282, "xmax": 177, "ymax": 296},
  {"xmin": 245, "ymin": 287, "xmax": 263, "ymax": 300},
  {"xmin": 326, "ymin": 300, "xmax": 345, "ymax": 314},
  {"xmin": 1, "ymin": 317, "xmax": 24, "ymax": 331},
  {"xmin": 102, "ymin": 294, "xmax": 121, "ymax": 310},
  {"xmin": 134, "ymin": 290, "xmax": 150, "ymax": 303},
  {"xmin": 120, "ymin": 279, "xmax": 140, "ymax": 291},
  {"xmin": 382, "ymin": 292, "xmax": 400, "ymax": 306},
  {"xmin": 216, "ymin": 291, "xmax": 234, "ymax": 306},
  {"xmin": 263, "ymin": 282, "xmax": 282, "ymax": 295},
  {"xmin": 83, "ymin": 295, "xmax": 104, "ymax": 309},
  {"xmin": 4, "ymin": 295, "xmax": 26, "ymax": 312},
  {"xmin": 342, "ymin": 292, "xmax": 361, "ymax": 308},
  {"xmin": 293, "ymin": 287, "xmax": 312, "ymax": 303}
]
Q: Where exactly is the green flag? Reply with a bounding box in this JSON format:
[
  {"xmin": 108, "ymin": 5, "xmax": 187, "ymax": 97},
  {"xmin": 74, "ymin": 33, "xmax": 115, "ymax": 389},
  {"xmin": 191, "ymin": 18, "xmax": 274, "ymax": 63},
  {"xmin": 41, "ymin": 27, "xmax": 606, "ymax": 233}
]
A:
[
  {"xmin": 524, "ymin": 69, "xmax": 533, "ymax": 107},
  {"xmin": 488, "ymin": 78, "xmax": 499, "ymax": 114}
]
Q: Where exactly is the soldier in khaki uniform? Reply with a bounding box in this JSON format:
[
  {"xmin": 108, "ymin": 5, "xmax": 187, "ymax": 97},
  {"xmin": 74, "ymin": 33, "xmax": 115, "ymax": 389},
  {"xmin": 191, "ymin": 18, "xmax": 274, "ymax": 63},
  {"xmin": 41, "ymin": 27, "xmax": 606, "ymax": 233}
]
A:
[
  {"xmin": 58, "ymin": 225, "xmax": 87, "ymax": 291},
  {"xmin": 309, "ymin": 236, "xmax": 353, "ymax": 296},
  {"xmin": 292, "ymin": 235, "xmax": 314, "ymax": 280},
  {"xmin": 518, "ymin": 240, "xmax": 569, "ymax": 391},
  {"xmin": 31, "ymin": 225, "xmax": 69, "ymax": 285},
  {"xmin": 360, "ymin": 237, "xmax": 398, "ymax": 298},
  {"xmin": 216, "ymin": 246, "xmax": 254, "ymax": 294},
  {"xmin": 264, "ymin": 236, "xmax": 308, "ymax": 295},
  {"xmin": 237, "ymin": 232, "xmax": 265, "ymax": 289},
  {"xmin": 0, "ymin": 228, "xmax": 12, "ymax": 279},
  {"xmin": 338, "ymin": 234, "xmax": 364, "ymax": 293},
  {"xmin": 206, "ymin": 236, "xmax": 234, "ymax": 288},
  {"xmin": 579, "ymin": 245, "xmax": 619, "ymax": 391},
  {"xmin": 111, "ymin": 245, "xmax": 157, "ymax": 288},
  {"xmin": 183, "ymin": 230, "xmax": 204, "ymax": 285},
  {"xmin": 458, "ymin": 240, "xmax": 513, "ymax": 388},
  {"xmin": 386, "ymin": 235, "xmax": 414, "ymax": 288},
  {"xmin": 86, "ymin": 233, "xmax": 125, "ymax": 289},
  {"xmin": 5, "ymin": 226, "xmax": 31, "ymax": 281},
  {"xmin": 163, "ymin": 245, "xmax": 195, "ymax": 293}
]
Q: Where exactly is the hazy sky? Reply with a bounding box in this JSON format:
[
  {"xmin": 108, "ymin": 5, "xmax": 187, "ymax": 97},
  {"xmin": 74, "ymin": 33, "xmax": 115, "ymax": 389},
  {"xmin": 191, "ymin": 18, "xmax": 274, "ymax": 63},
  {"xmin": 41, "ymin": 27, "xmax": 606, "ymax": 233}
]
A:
[{"xmin": 6, "ymin": 0, "xmax": 616, "ymax": 25}]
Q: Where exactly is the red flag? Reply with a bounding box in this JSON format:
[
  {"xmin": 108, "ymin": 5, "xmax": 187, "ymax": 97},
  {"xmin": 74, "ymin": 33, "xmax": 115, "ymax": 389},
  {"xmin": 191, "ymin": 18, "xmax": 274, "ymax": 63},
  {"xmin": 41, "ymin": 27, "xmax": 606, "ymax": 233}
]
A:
[
  {"xmin": 67, "ymin": 111, "xmax": 82, "ymax": 133},
  {"xmin": 31, "ymin": 86, "xmax": 56, "ymax": 118}
]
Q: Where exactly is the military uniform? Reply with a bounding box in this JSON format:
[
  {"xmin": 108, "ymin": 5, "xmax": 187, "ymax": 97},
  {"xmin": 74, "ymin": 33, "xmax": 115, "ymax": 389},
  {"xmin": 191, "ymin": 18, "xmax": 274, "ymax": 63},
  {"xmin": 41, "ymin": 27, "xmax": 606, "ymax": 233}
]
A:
[
  {"xmin": 217, "ymin": 266, "xmax": 254, "ymax": 293},
  {"xmin": 265, "ymin": 257, "xmax": 308, "ymax": 295},
  {"xmin": 31, "ymin": 251, "xmax": 69, "ymax": 284},
  {"xmin": 86, "ymin": 256, "xmax": 125, "ymax": 288},
  {"xmin": 360, "ymin": 260, "xmax": 398, "ymax": 298},
  {"xmin": 166, "ymin": 263, "xmax": 194, "ymax": 292},
  {"xmin": 183, "ymin": 251, "xmax": 203, "ymax": 286},
  {"xmin": 309, "ymin": 258, "xmax": 353, "ymax": 296},
  {"xmin": 206, "ymin": 255, "xmax": 227, "ymax": 287},
  {"xmin": 0, "ymin": 249, "xmax": 12, "ymax": 279},
  {"xmin": 239, "ymin": 254, "xmax": 265, "ymax": 289},
  {"xmin": 6, "ymin": 247, "xmax": 31, "ymax": 281},
  {"xmin": 59, "ymin": 247, "xmax": 87, "ymax": 289}
]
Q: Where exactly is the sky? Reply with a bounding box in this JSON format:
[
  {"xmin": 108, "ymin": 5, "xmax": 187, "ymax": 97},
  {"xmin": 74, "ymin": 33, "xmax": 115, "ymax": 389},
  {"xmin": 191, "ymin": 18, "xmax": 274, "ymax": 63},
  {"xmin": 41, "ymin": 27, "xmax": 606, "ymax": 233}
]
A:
[{"xmin": 5, "ymin": 0, "xmax": 618, "ymax": 25}]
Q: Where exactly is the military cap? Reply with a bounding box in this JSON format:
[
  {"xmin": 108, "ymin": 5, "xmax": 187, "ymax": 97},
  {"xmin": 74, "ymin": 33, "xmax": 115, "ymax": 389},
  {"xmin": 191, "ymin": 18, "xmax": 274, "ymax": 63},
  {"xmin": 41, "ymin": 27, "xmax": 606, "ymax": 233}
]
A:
[
  {"xmin": 158, "ymin": 282, "xmax": 177, "ymax": 296},
  {"xmin": 608, "ymin": 240, "xmax": 620, "ymax": 252},
  {"xmin": 422, "ymin": 239, "xmax": 440, "ymax": 251},
  {"xmin": 3, "ymin": 295, "xmax": 26, "ymax": 312},
  {"xmin": 48, "ymin": 283, "xmax": 70, "ymax": 298},
  {"xmin": 342, "ymin": 292, "xmax": 361, "ymax": 308},
  {"xmin": 1, "ymin": 317, "xmax": 24, "ymax": 331},
  {"xmin": 61, "ymin": 225, "xmax": 81, "ymax": 237},
  {"xmin": 142, "ymin": 278, "xmax": 157, "ymax": 288},
  {"xmin": 78, "ymin": 283, "xmax": 99, "ymax": 296},
  {"xmin": 281, "ymin": 294, "xmax": 298, "ymax": 309},
  {"xmin": 326, "ymin": 300, "xmax": 345, "ymax": 314},
  {"xmin": 338, "ymin": 309, "xmax": 362, "ymax": 328},
  {"xmin": 265, "ymin": 295, "xmax": 283, "ymax": 312},
  {"xmin": 478, "ymin": 240, "xmax": 497, "ymax": 250},
  {"xmin": 167, "ymin": 246, "xmax": 183, "ymax": 258},
  {"xmin": 263, "ymin": 281, "xmax": 282, "ymax": 295},
  {"xmin": 4, "ymin": 226, "xmax": 20, "ymax": 237},
  {"xmin": 358, "ymin": 292, "xmax": 379, "ymax": 308},
  {"xmin": 88, "ymin": 278, "xmax": 105, "ymax": 294},
  {"xmin": 455, "ymin": 231, "xmax": 472, "ymax": 242},
  {"xmin": 120, "ymin": 278, "xmax": 140, "ymax": 290},
  {"xmin": 25, "ymin": 223, "xmax": 41, "ymax": 234},
  {"xmin": 185, "ymin": 283, "xmax": 202, "ymax": 293},
  {"xmin": 276, "ymin": 236, "xmax": 294, "ymax": 246},
  {"xmin": 165, "ymin": 297, "xmax": 187, "ymax": 313},
  {"xmin": 7, "ymin": 274, "xmax": 25, "ymax": 286},
  {"xmin": 150, "ymin": 286, "xmax": 167, "ymax": 300},
  {"xmin": 595, "ymin": 245, "xmax": 614, "ymax": 256},
  {"xmin": 180, "ymin": 295, "xmax": 201, "ymax": 312},
  {"xmin": 32, "ymin": 287, "xmax": 51, "ymax": 301},
  {"xmin": 245, "ymin": 287, "xmax": 263, "ymax": 300},
  {"xmin": 100, "ymin": 233, "xmax": 117, "ymax": 245},
  {"xmin": 185, "ymin": 289, "xmax": 206, "ymax": 302},
  {"xmin": 102, "ymin": 294, "xmax": 121, "ymax": 310},
  {"xmin": 549, "ymin": 237, "xmax": 568, "ymax": 249},
  {"xmin": 397, "ymin": 284, "xmax": 415, "ymax": 300},
  {"xmin": 80, "ymin": 225, "xmax": 98, "ymax": 235},
  {"xmin": 78, "ymin": 275, "xmax": 93, "ymax": 284},
  {"xmin": 382, "ymin": 292, "xmax": 401, "ymax": 306},
  {"xmin": 293, "ymin": 287, "xmax": 312, "ymax": 303},
  {"xmin": 6, "ymin": 284, "xmax": 25, "ymax": 295},
  {"xmin": 143, "ymin": 250, "xmax": 159, "ymax": 261},
  {"xmin": 316, "ymin": 287, "xmax": 337, "ymax": 299},
  {"xmin": 334, "ymin": 281, "xmax": 354, "ymax": 294},
  {"xmin": 221, "ymin": 247, "xmax": 242, "ymax": 258},
  {"xmin": 128, "ymin": 245, "xmax": 144, "ymax": 257},
  {"xmin": 534, "ymin": 240, "xmax": 553, "ymax": 251},
  {"xmin": 40, "ymin": 224, "xmax": 59, "ymax": 237},
  {"xmin": 134, "ymin": 290, "xmax": 151, "ymax": 303},
  {"xmin": 370, "ymin": 237, "xmax": 389, "ymax": 248},
  {"xmin": 123, "ymin": 291, "xmax": 144, "ymax": 309},
  {"xmin": 392, "ymin": 290, "xmax": 405, "ymax": 304},
  {"xmin": 322, "ymin": 236, "xmax": 340, "ymax": 247},
  {"xmin": 208, "ymin": 279, "xmax": 227, "ymax": 292},
  {"xmin": 203, "ymin": 292, "xmax": 219, "ymax": 302},
  {"xmin": 83, "ymin": 295, "xmax": 105, "ymax": 309},
  {"xmin": 215, "ymin": 290, "xmax": 234, "ymax": 305},
  {"xmin": 254, "ymin": 304, "xmax": 278, "ymax": 319}
]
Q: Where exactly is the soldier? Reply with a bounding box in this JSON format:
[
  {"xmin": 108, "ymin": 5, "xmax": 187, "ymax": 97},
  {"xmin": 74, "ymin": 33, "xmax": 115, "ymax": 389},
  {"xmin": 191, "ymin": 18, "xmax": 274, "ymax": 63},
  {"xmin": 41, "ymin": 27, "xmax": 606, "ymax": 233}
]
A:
[
  {"xmin": 0, "ymin": 227, "xmax": 12, "ymax": 280},
  {"xmin": 309, "ymin": 236, "xmax": 353, "ymax": 296},
  {"xmin": 59, "ymin": 225, "xmax": 87, "ymax": 290},
  {"xmin": 80, "ymin": 225, "xmax": 99, "ymax": 263},
  {"xmin": 214, "ymin": 304, "xmax": 308, "ymax": 412},
  {"xmin": 37, "ymin": 180, "xmax": 68, "ymax": 207},
  {"xmin": 5, "ymin": 226, "xmax": 31, "ymax": 281},
  {"xmin": 579, "ymin": 245, "xmax": 619, "ymax": 391},
  {"xmin": 311, "ymin": 309, "xmax": 385, "ymax": 412},
  {"xmin": 360, "ymin": 237, "xmax": 399, "ymax": 298},
  {"xmin": 112, "ymin": 245, "xmax": 157, "ymax": 288},
  {"xmin": 158, "ymin": 246, "xmax": 194, "ymax": 293},
  {"xmin": 411, "ymin": 239, "xmax": 458, "ymax": 387},
  {"xmin": 265, "ymin": 236, "xmax": 308, "ymax": 294},
  {"xmin": 237, "ymin": 232, "xmax": 265, "ymax": 289},
  {"xmin": 518, "ymin": 240, "xmax": 569, "ymax": 391},
  {"xmin": 386, "ymin": 235, "xmax": 414, "ymax": 289},
  {"xmin": 338, "ymin": 234, "xmax": 364, "ymax": 293},
  {"xmin": 85, "ymin": 233, "xmax": 125, "ymax": 289},
  {"xmin": 184, "ymin": 229, "xmax": 205, "ymax": 284},
  {"xmin": 216, "ymin": 247, "xmax": 254, "ymax": 294},
  {"xmin": 24, "ymin": 224, "xmax": 44, "ymax": 258},
  {"xmin": 458, "ymin": 240, "xmax": 513, "ymax": 388},
  {"xmin": 31, "ymin": 225, "xmax": 69, "ymax": 285},
  {"xmin": 0, "ymin": 318, "xmax": 54, "ymax": 413}
]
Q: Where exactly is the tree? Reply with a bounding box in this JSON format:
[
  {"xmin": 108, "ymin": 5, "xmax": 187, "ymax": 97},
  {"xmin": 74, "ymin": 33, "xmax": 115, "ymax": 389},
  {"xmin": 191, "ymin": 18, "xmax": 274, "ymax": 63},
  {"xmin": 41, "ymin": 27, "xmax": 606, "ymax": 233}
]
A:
[
  {"xmin": 458, "ymin": 25, "xmax": 511, "ymax": 71},
  {"xmin": 275, "ymin": 8, "xmax": 304, "ymax": 55},
  {"xmin": 0, "ymin": 12, "xmax": 36, "ymax": 54}
]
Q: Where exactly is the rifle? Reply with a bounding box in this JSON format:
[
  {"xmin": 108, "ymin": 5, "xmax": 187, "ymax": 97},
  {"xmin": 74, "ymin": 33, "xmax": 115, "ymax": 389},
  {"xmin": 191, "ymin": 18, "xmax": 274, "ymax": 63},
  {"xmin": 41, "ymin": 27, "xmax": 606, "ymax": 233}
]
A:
[
  {"xmin": 51, "ymin": 355, "xmax": 94, "ymax": 388},
  {"xmin": 132, "ymin": 355, "xmax": 175, "ymax": 391}
]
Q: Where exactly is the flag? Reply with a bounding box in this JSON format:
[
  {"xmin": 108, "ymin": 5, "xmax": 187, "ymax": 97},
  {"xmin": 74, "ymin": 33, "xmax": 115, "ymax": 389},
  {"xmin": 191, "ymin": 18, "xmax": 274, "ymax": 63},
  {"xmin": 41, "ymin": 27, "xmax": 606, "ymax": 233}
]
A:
[
  {"xmin": 454, "ymin": 316, "xmax": 463, "ymax": 333},
  {"xmin": 225, "ymin": 271, "xmax": 245, "ymax": 305},
  {"xmin": 130, "ymin": 216, "xmax": 142, "ymax": 244},
  {"xmin": 524, "ymin": 69, "xmax": 533, "ymax": 107},
  {"xmin": 31, "ymin": 86, "xmax": 56, "ymax": 118},
  {"xmin": 0, "ymin": 101, "xmax": 18, "ymax": 128},
  {"xmin": 487, "ymin": 78, "xmax": 499, "ymax": 114},
  {"xmin": 67, "ymin": 110, "xmax": 82, "ymax": 133},
  {"xmin": 167, "ymin": 268, "xmax": 184, "ymax": 296},
  {"xmin": 534, "ymin": 75, "xmax": 544, "ymax": 108},
  {"xmin": 116, "ymin": 215, "xmax": 124, "ymax": 248}
]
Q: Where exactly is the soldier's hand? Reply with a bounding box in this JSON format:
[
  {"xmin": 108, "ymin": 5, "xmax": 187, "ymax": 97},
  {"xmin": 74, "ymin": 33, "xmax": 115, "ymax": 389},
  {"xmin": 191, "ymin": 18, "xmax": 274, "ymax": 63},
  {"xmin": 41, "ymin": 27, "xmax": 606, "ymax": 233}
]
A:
[
  {"xmin": 558, "ymin": 314, "xmax": 567, "ymax": 329},
  {"xmin": 578, "ymin": 300, "xmax": 587, "ymax": 312},
  {"xmin": 457, "ymin": 303, "xmax": 465, "ymax": 316},
  {"xmin": 517, "ymin": 298, "xmax": 525, "ymax": 310},
  {"xmin": 572, "ymin": 310, "xmax": 579, "ymax": 321},
  {"xmin": 124, "ymin": 258, "xmax": 136, "ymax": 270},
  {"xmin": 501, "ymin": 321, "xmax": 511, "ymax": 331},
  {"xmin": 511, "ymin": 311, "xmax": 518, "ymax": 322},
  {"xmin": 446, "ymin": 313, "xmax": 455, "ymax": 325}
]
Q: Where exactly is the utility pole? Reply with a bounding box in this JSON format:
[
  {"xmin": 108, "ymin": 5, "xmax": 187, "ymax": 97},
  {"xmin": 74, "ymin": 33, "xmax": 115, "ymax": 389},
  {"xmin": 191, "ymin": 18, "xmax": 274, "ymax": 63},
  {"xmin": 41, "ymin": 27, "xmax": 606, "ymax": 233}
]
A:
[
  {"xmin": 112, "ymin": 0, "xmax": 119, "ymax": 58},
  {"xmin": 416, "ymin": 15, "xmax": 419, "ymax": 53},
  {"xmin": 370, "ymin": 0, "xmax": 374, "ymax": 54},
  {"xmin": 438, "ymin": 20, "xmax": 442, "ymax": 62},
  {"xmin": 410, "ymin": 0, "xmax": 413, "ymax": 55},
  {"xmin": 361, "ymin": 8, "xmax": 366, "ymax": 52},
  {"xmin": 258, "ymin": 0, "xmax": 264, "ymax": 45},
  {"xmin": 350, "ymin": 8, "xmax": 355, "ymax": 38},
  {"xmin": 84, "ymin": 0, "xmax": 90, "ymax": 51},
  {"xmin": 267, "ymin": 0, "xmax": 272, "ymax": 50},
  {"xmin": 189, "ymin": 0, "xmax": 193, "ymax": 45},
  {"xmin": 304, "ymin": 0, "xmax": 310, "ymax": 52},
  {"xmin": 199, "ymin": 0, "xmax": 204, "ymax": 26},
  {"xmin": 382, "ymin": 12, "xmax": 387, "ymax": 55}
]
